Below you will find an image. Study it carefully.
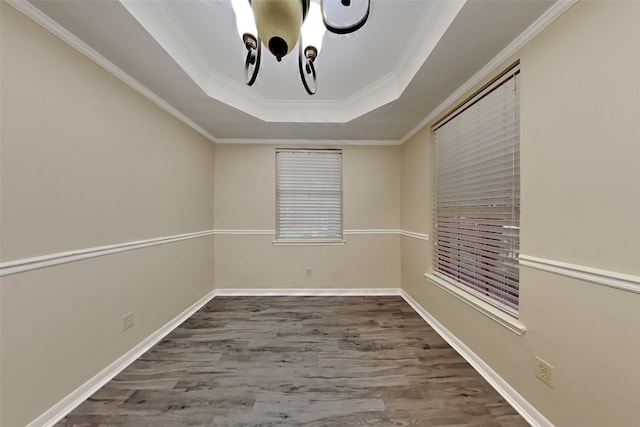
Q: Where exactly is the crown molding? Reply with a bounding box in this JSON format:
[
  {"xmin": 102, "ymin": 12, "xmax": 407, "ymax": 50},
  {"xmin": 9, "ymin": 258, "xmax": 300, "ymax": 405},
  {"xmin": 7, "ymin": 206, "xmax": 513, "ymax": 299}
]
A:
[
  {"xmin": 394, "ymin": 0, "xmax": 466, "ymax": 90},
  {"xmin": 7, "ymin": 0, "xmax": 218, "ymax": 143},
  {"xmin": 120, "ymin": 0, "xmax": 211, "ymax": 88},
  {"xmin": 206, "ymin": 67, "xmax": 273, "ymax": 117},
  {"xmin": 205, "ymin": 72, "xmax": 402, "ymax": 124},
  {"xmin": 214, "ymin": 138, "xmax": 402, "ymax": 146},
  {"xmin": 400, "ymin": 0, "xmax": 579, "ymax": 144},
  {"xmin": 340, "ymin": 72, "xmax": 401, "ymax": 121}
]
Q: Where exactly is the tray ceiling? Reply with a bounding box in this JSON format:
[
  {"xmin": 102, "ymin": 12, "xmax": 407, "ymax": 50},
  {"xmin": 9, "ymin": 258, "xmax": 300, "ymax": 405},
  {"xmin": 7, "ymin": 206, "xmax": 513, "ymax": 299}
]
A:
[{"xmin": 21, "ymin": 0, "xmax": 559, "ymax": 143}]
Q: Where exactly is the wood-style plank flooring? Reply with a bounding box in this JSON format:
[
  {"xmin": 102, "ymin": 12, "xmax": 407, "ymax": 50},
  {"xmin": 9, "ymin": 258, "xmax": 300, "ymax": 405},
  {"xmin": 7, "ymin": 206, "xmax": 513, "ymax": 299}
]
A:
[{"xmin": 58, "ymin": 296, "xmax": 528, "ymax": 426}]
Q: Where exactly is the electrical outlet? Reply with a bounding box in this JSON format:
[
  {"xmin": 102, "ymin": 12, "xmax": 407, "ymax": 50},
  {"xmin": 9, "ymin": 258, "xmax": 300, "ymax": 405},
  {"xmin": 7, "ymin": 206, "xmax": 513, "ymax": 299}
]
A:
[
  {"xmin": 535, "ymin": 356, "xmax": 553, "ymax": 388},
  {"xmin": 123, "ymin": 312, "xmax": 134, "ymax": 331},
  {"xmin": 306, "ymin": 268, "xmax": 312, "ymax": 277}
]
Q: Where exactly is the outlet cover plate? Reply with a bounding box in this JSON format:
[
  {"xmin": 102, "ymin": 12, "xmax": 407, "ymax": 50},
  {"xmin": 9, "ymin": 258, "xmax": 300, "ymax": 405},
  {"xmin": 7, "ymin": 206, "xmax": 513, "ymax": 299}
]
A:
[
  {"xmin": 535, "ymin": 356, "xmax": 553, "ymax": 388},
  {"xmin": 123, "ymin": 312, "xmax": 134, "ymax": 331}
]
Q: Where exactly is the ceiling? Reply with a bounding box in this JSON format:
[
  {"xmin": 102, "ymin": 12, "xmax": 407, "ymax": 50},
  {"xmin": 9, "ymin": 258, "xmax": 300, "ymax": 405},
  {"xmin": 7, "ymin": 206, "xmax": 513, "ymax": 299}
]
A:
[{"xmin": 23, "ymin": 0, "xmax": 557, "ymax": 144}]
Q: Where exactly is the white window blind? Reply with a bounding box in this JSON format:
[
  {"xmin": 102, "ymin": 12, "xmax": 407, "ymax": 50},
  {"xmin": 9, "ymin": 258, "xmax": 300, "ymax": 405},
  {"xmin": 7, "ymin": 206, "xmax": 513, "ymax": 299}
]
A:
[
  {"xmin": 276, "ymin": 149, "xmax": 343, "ymax": 241},
  {"xmin": 434, "ymin": 67, "xmax": 520, "ymax": 314}
]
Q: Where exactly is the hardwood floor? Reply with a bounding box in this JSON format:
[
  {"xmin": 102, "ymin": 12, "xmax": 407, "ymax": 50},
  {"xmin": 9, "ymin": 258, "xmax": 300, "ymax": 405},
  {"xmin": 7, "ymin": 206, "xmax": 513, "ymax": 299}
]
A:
[{"xmin": 58, "ymin": 296, "xmax": 528, "ymax": 426}]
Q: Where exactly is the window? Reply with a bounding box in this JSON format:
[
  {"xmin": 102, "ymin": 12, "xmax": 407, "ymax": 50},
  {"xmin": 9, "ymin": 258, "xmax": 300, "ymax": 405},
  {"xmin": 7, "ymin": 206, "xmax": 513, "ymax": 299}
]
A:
[
  {"xmin": 433, "ymin": 66, "xmax": 520, "ymax": 315},
  {"xmin": 276, "ymin": 149, "xmax": 343, "ymax": 242}
]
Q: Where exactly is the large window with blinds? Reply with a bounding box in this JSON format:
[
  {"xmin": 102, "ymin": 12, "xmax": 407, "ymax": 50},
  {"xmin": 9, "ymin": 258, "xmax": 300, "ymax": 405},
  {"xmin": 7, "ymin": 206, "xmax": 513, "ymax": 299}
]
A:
[
  {"xmin": 276, "ymin": 149, "xmax": 343, "ymax": 242},
  {"xmin": 433, "ymin": 66, "xmax": 520, "ymax": 315}
]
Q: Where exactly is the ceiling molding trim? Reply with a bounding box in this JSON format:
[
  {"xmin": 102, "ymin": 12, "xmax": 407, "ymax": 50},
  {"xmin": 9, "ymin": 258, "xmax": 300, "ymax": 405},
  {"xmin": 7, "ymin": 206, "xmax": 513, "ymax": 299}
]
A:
[
  {"xmin": 253, "ymin": 101, "xmax": 365, "ymax": 123},
  {"xmin": 400, "ymin": 0, "xmax": 578, "ymax": 145},
  {"xmin": 252, "ymin": 72, "xmax": 401, "ymax": 124},
  {"xmin": 341, "ymin": 72, "xmax": 401, "ymax": 120},
  {"xmin": 206, "ymin": 72, "xmax": 402, "ymax": 124},
  {"xmin": 214, "ymin": 138, "xmax": 403, "ymax": 146},
  {"xmin": 207, "ymin": 67, "xmax": 273, "ymax": 116},
  {"xmin": 394, "ymin": 0, "xmax": 466, "ymax": 89},
  {"xmin": 7, "ymin": 0, "xmax": 217, "ymax": 143},
  {"xmin": 119, "ymin": 0, "xmax": 210, "ymax": 91}
]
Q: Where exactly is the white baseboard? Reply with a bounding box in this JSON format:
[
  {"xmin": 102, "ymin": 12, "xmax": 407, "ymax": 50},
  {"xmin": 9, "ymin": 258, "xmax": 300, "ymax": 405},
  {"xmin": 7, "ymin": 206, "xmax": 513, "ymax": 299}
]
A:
[
  {"xmin": 26, "ymin": 290, "xmax": 217, "ymax": 427},
  {"xmin": 400, "ymin": 290, "xmax": 553, "ymax": 427},
  {"xmin": 213, "ymin": 288, "xmax": 402, "ymax": 296}
]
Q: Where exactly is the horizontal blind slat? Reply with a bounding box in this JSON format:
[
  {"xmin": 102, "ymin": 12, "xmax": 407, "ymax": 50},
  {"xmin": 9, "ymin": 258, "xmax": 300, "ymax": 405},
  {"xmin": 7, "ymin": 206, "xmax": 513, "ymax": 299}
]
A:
[
  {"xmin": 434, "ymin": 69, "xmax": 520, "ymax": 314},
  {"xmin": 276, "ymin": 149, "xmax": 343, "ymax": 240}
]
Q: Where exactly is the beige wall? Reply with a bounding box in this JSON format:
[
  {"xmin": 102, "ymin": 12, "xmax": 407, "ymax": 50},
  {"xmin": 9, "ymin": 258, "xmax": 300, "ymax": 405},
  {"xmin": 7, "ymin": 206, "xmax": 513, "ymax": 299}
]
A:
[
  {"xmin": 520, "ymin": 1, "xmax": 640, "ymax": 273},
  {"xmin": 0, "ymin": 5, "xmax": 215, "ymax": 426},
  {"xmin": 400, "ymin": 127, "xmax": 431, "ymax": 233},
  {"xmin": 214, "ymin": 144, "xmax": 401, "ymax": 289},
  {"xmin": 4, "ymin": 1, "xmax": 639, "ymax": 426},
  {"xmin": 401, "ymin": 2, "xmax": 640, "ymax": 426}
]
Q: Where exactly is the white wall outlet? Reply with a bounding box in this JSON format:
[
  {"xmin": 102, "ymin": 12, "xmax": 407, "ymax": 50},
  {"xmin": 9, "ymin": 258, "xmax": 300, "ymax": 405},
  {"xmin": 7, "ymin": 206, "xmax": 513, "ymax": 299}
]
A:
[
  {"xmin": 123, "ymin": 312, "xmax": 134, "ymax": 331},
  {"xmin": 535, "ymin": 356, "xmax": 554, "ymax": 388}
]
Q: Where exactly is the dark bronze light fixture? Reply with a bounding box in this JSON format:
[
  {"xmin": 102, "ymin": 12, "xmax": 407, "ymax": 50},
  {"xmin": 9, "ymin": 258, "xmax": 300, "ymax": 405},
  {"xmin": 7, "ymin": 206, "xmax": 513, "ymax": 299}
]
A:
[{"xmin": 232, "ymin": 0, "xmax": 371, "ymax": 95}]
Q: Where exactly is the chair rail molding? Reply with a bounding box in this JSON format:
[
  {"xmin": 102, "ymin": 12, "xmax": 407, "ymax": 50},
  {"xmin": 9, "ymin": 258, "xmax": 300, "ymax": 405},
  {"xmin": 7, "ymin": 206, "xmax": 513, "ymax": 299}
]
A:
[
  {"xmin": 213, "ymin": 229, "xmax": 428, "ymax": 240},
  {"xmin": 520, "ymin": 254, "xmax": 640, "ymax": 294},
  {"xmin": 0, "ymin": 230, "xmax": 215, "ymax": 277}
]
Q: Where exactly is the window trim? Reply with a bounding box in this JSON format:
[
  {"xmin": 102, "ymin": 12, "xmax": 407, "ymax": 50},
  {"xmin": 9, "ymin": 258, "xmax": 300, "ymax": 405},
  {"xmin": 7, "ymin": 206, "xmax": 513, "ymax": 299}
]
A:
[
  {"xmin": 275, "ymin": 148, "xmax": 344, "ymax": 244},
  {"xmin": 424, "ymin": 273, "xmax": 526, "ymax": 335},
  {"xmin": 432, "ymin": 63, "xmax": 521, "ymax": 317},
  {"xmin": 273, "ymin": 239, "xmax": 345, "ymax": 246}
]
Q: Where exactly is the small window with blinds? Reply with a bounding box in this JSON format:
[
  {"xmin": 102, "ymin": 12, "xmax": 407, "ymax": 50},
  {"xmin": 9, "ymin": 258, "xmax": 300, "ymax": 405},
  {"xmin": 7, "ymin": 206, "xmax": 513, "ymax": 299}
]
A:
[
  {"xmin": 433, "ymin": 65, "xmax": 520, "ymax": 315},
  {"xmin": 276, "ymin": 149, "xmax": 343, "ymax": 242}
]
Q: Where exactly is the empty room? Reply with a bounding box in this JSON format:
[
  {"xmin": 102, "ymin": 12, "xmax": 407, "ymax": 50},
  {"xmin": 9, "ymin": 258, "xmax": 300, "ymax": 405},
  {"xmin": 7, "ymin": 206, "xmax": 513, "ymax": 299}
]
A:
[{"xmin": 1, "ymin": 0, "xmax": 638, "ymax": 426}]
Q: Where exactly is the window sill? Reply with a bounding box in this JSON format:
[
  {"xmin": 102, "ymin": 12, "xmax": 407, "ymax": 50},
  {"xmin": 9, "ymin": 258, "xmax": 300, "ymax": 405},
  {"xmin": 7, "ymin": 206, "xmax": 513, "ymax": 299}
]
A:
[
  {"xmin": 424, "ymin": 273, "xmax": 526, "ymax": 336},
  {"xmin": 273, "ymin": 239, "xmax": 345, "ymax": 246}
]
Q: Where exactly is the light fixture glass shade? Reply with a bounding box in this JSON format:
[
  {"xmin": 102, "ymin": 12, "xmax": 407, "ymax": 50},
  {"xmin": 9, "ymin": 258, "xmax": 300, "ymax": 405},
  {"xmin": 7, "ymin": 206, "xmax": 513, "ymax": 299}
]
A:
[
  {"xmin": 231, "ymin": 0, "xmax": 257, "ymax": 40},
  {"xmin": 301, "ymin": 1, "xmax": 325, "ymax": 54},
  {"xmin": 252, "ymin": 0, "xmax": 304, "ymax": 60}
]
